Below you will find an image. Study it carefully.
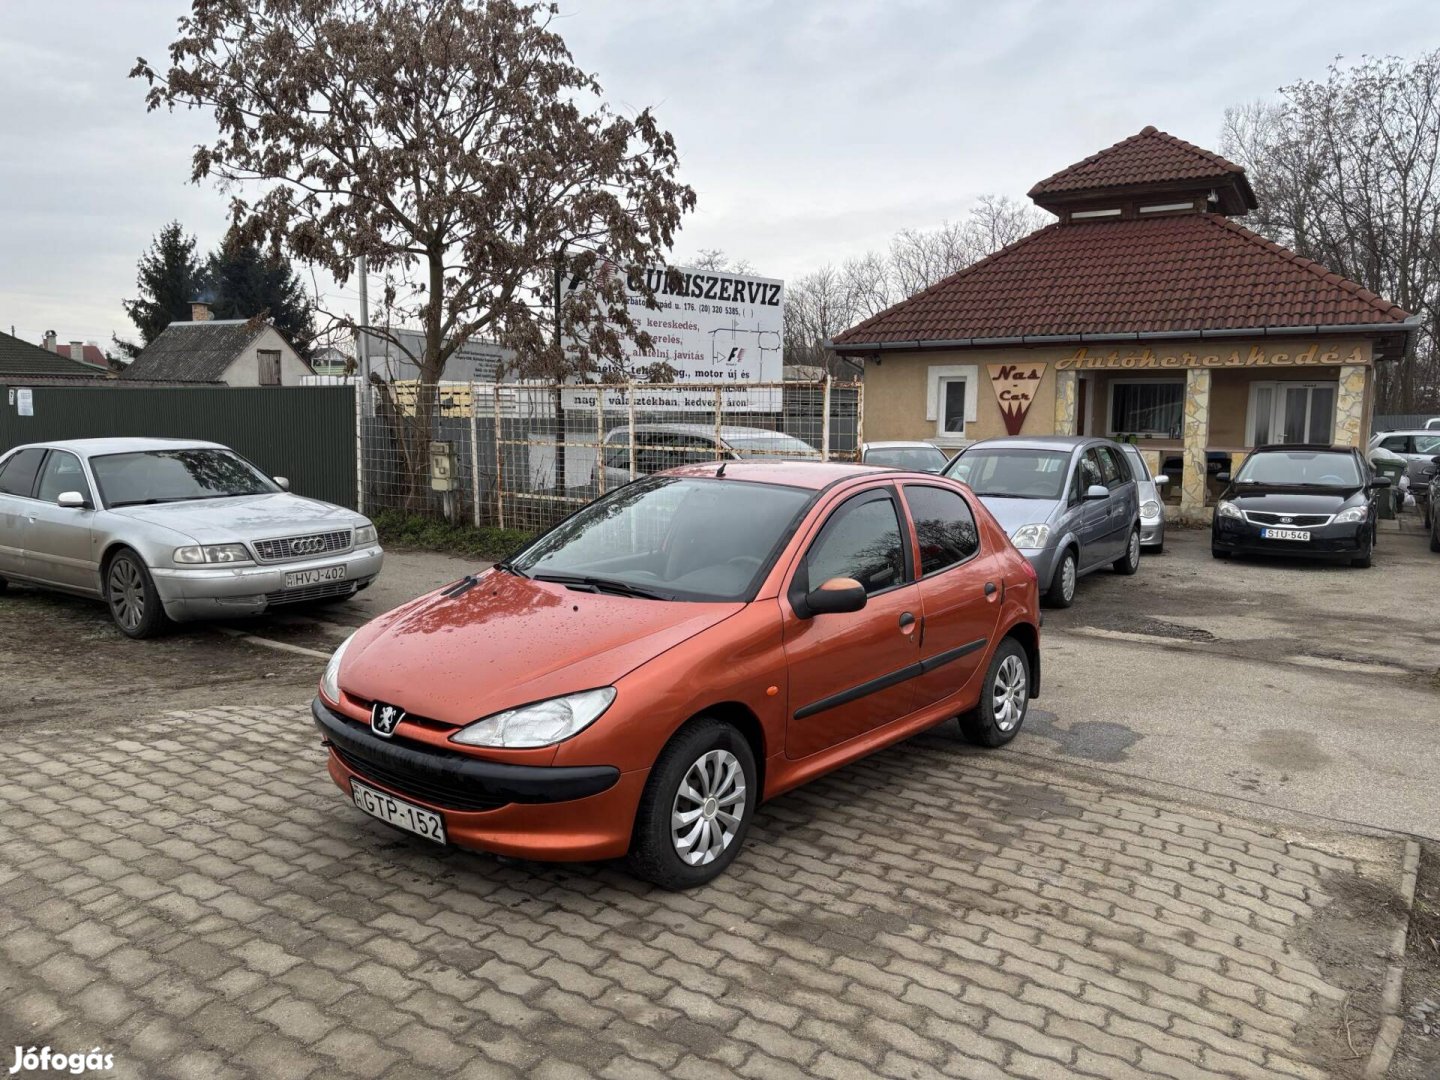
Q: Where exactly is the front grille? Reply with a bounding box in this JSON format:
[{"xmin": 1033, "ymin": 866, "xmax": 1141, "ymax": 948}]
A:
[
  {"xmin": 253, "ymin": 529, "xmax": 353, "ymax": 563},
  {"xmin": 266, "ymin": 577, "xmax": 370, "ymax": 605},
  {"xmin": 1243, "ymin": 511, "xmax": 1332, "ymax": 527},
  {"xmin": 332, "ymin": 743, "xmax": 509, "ymax": 813}
]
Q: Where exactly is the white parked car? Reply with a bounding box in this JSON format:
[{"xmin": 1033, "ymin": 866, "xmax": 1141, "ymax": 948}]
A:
[
  {"xmin": 595, "ymin": 424, "xmax": 817, "ymax": 489},
  {"xmin": 860, "ymin": 441, "xmax": 951, "ymax": 473}
]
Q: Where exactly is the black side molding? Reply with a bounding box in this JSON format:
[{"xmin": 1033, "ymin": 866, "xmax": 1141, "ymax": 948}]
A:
[{"xmin": 793, "ymin": 638, "xmax": 987, "ymax": 721}]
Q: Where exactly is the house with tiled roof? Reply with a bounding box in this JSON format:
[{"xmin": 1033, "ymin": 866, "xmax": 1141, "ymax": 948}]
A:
[
  {"xmin": 0, "ymin": 330, "xmax": 106, "ymax": 382},
  {"xmin": 832, "ymin": 125, "xmax": 1417, "ymax": 519},
  {"xmin": 122, "ymin": 299, "xmax": 312, "ymax": 386}
]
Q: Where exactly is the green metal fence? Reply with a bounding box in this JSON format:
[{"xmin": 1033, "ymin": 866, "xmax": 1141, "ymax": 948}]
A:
[{"xmin": 0, "ymin": 384, "xmax": 357, "ymax": 508}]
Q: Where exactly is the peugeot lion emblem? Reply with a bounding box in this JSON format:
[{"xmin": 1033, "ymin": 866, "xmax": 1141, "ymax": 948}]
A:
[{"xmin": 371, "ymin": 702, "xmax": 405, "ymax": 738}]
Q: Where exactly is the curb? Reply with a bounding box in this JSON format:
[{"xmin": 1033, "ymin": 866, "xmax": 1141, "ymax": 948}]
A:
[{"xmin": 1365, "ymin": 838, "xmax": 1422, "ymax": 1079}]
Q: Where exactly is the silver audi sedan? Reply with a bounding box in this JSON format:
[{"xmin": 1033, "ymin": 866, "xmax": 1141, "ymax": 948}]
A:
[{"xmin": 0, "ymin": 437, "xmax": 383, "ymax": 637}]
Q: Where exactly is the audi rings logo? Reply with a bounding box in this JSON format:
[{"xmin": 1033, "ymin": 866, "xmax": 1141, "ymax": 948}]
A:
[{"xmin": 290, "ymin": 536, "xmax": 325, "ymax": 556}]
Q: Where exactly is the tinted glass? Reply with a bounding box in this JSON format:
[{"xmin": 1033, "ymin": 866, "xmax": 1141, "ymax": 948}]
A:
[
  {"xmin": 946, "ymin": 448, "xmax": 1070, "ymax": 500},
  {"xmin": 1094, "ymin": 447, "xmax": 1121, "ymax": 486},
  {"xmin": 866, "ymin": 446, "xmax": 948, "ymax": 472},
  {"xmin": 942, "ymin": 381, "xmax": 967, "ymax": 434},
  {"xmin": 513, "ymin": 476, "xmax": 812, "ymax": 602},
  {"xmin": 1119, "ymin": 444, "xmax": 1150, "ymax": 482},
  {"xmin": 1379, "ymin": 435, "xmax": 1411, "ymax": 452},
  {"xmin": 35, "ymin": 451, "xmax": 92, "ymax": 504},
  {"xmin": 806, "ymin": 494, "xmax": 905, "ymax": 595},
  {"xmin": 90, "ymin": 449, "xmax": 279, "ymax": 507},
  {"xmin": 1234, "ymin": 451, "xmax": 1362, "ymax": 487},
  {"xmin": 0, "ymin": 448, "xmax": 47, "ymax": 497},
  {"xmin": 905, "ymin": 485, "xmax": 979, "ymax": 575},
  {"xmin": 1078, "ymin": 452, "xmax": 1104, "ymax": 490}
]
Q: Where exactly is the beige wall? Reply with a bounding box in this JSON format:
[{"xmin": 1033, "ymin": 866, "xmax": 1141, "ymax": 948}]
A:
[
  {"xmin": 860, "ymin": 337, "xmax": 1375, "ymax": 448},
  {"xmin": 217, "ymin": 326, "xmax": 313, "ymax": 387}
]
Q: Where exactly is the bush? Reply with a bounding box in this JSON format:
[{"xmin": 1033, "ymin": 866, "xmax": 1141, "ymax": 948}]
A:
[{"xmin": 372, "ymin": 511, "xmax": 533, "ymax": 561}]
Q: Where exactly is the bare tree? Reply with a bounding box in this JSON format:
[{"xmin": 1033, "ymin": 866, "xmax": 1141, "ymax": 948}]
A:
[
  {"xmin": 1223, "ymin": 53, "xmax": 1440, "ymax": 411},
  {"xmin": 688, "ymin": 248, "xmax": 756, "ymax": 275}
]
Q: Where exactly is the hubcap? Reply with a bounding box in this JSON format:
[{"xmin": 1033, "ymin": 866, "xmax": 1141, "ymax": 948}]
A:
[
  {"xmin": 108, "ymin": 558, "xmax": 145, "ymax": 631},
  {"xmin": 1061, "ymin": 557, "xmax": 1076, "ymax": 601},
  {"xmin": 1129, "ymin": 532, "xmax": 1140, "ymax": 566},
  {"xmin": 993, "ymin": 654, "xmax": 1028, "ymax": 732},
  {"xmin": 671, "ymin": 749, "xmax": 746, "ymax": 866}
]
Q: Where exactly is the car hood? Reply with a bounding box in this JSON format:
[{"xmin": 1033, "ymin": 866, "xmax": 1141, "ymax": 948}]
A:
[
  {"xmin": 341, "ymin": 571, "xmax": 742, "ymax": 726},
  {"xmin": 1224, "ymin": 484, "xmax": 1362, "ymax": 513},
  {"xmin": 973, "ymin": 496, "xmax": 1061, "ymax": 536},
  {"xmin": 106, "ymin": 493, "xmax": 361, "ymax": 544}
]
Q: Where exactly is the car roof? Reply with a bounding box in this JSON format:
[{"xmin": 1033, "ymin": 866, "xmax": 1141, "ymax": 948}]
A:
[
  {"xmin": 9, "ymin": 437, "xmax": 227, "ymax": 457},
  {"xmin": 612, "ymin": 423, "xmax": 803, "ymax": 440},
  {"xmin": 664, "ymin": 460, "xmax": 900, "ymax": 490},
  {"xmin": 863, "ymin": 440, "xmax": 945, "ymax": 450},
  {"xmin": 1250, "ymin": 443, "xmax": 1357, "ymax": 454},
  {"xmin": 961, "ymin": 435, "xmax": 1103, "ymax": 452},
  {"xmin": 1372, "ymin": 429, "xmax": 1440, "ymax": 437}
]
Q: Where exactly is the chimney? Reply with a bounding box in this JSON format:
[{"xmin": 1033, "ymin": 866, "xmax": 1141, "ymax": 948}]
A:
[
  {"xmin": 70, "ymin": 340, "xmax": 85, "ymax": 364},
  {"xmin": 191, "ymin": 300, "xmax": 212, "ymax": 322},
  {"xmin": 43, "ymin": 330, "xmax": 57, "ymax": 351}
]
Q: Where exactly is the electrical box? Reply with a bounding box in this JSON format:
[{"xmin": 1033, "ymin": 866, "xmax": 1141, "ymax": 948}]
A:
[{"xmin": 429, "ymin": 441, "xmax": 456, "ymax": 492}]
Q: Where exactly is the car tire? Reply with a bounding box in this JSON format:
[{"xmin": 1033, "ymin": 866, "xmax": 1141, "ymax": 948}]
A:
[
  {"xmin": 1351, "ymin": 524, "xmax": 1376, "ymax": 569},
  {"xmin": 959, "ymin": 637, "xmax": 1031, "ymax": 748},
  {"xmin": 1211, "ymin": 546, "xmax": 1230, "ymax": 559},
  {"xmin": 627, "ymin": 718, "xmax": 758, "ymax": 890},
  {"xmin": 1113, "ymin": 527, "xmax": 1141, "ymax": 575},
  {"xmin": 1149, "ymin": 541, "xmax": 1164, "ymax": 555},
  {"xmin": 1431, "ymin": 516, "xmax": 1440, "ymax": 553},
  {"xmin": 105, "ymin": 548, "xmax": 171, "ymax": 639},
  {"xmin": 1043, "ymin": 550, "xmax": 1077, "ymax": 609},
  {"xmin": 0, "ymin": 576, "xmax": 7, "ymax": 594}
]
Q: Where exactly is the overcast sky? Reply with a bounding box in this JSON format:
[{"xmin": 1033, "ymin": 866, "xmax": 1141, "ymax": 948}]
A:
[{"xmin": 3, "ymin": 0, "xmax": 1438, "ymax": 349}]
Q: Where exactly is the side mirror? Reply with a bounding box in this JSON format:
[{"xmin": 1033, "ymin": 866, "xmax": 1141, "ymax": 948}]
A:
[
  {"xmin": 806, "ymin": 576, "xmax": 867, "ymax": 616},
  {"xmin": 1431, "ymin": 455, "xmax": 1440, "ymax": 466},
  {"xmin": 1153, "ymin": 474, "xmax": 1170, "ymax": 486},
  {"xmin": 1371, "ymin": 475, "xmax": 1393, "ymax": 488},
  {"xmin": 1083, "ymin": 484, "xmax": 1109, "ymax": 501},
  {"xmin": 273, "ymin": 476, "xmax": 291, "ymax": 491},
  {"xmin": 56, "ymin": 491, "xmax": 88, "ymax": 510},
  {"xmin": 1215, "ymin": 472, "xmax": 1231, "ymax": 484}
]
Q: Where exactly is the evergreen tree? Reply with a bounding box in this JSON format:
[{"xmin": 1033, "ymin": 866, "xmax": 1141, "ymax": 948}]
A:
[
  {"xmin": 117, "ymin": 221, "xmax": 202, "ymax": 356},
  {"xmin": 205, "ymin": 235, "xmax": 316, "ymax": 356}
]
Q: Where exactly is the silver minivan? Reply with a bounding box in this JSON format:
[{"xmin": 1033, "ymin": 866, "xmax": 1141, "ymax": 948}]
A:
[{"xmin": 944, "ymin": 436, "xmax": 1141, "ymax": 607}]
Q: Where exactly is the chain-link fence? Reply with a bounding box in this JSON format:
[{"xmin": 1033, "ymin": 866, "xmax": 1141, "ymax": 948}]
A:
[{"xmin": 357, "ymin": 379, "xmax": 862, "ymax": 533}]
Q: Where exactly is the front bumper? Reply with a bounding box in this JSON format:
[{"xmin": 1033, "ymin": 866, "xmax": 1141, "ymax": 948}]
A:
[
  {"xmin": 312, "ymin": 698, "xmax": 640, "ymax": 861},
  {"xmin": 1018, "ymin": 547, "xmax": 1060, "ymax": 590},
  {"xmin": 150, "ymin": 546, "xmax": 384, "ymax": 620},
  {"xmin": 1140, "ymin": 516, "xmax": 1164, "ymax": 548},
  {"xmin": 1212, "ymin": 517, "xmax": 1369, "ymax": 559}
]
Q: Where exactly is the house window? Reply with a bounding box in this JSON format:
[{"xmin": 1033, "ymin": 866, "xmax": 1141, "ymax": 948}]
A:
[
  {"xmin": 940, "ymin": 378, "xmax": 967, "ymax": 436},
  {"xmin": 258, "ymin": 350, "xmax": 282, "ymax": 386},
  {"xmin": 1247, "ymin": 382, "xmax": 1335, "ymax": 446},
  {"xmin": 1108, "ymin": 380, "xmax": 1184, "ymax": 438},
  {"xmin": 925, "ymin": 364, "xmax": 977, "ymax": 441}
]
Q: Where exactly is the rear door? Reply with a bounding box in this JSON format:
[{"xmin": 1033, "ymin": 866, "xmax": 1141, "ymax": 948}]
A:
[
  {"xmin": 783, "ymin": 485, "xmax": 921, "ymax": 758},
  {"xmin": 1092, "ymin": 445, "xmax": 1134, "ymax": 559},
  {"xmin": 23, "ymin": 450, "xmax": 100, "ymax": 591},
  {"xmin": 901, "ymin": 483, "xmax": 1001, "ymax": 710},
  {"xmin": 0, "ymin": 448, "xmax": 48, "ymax": 577}
]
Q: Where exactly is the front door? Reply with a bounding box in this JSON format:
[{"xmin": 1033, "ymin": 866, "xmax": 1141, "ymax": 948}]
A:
[
  {"xmin": 783, "ymin": 486, "xmax": 921, "ymax": 758},
  {"xmin": 901, "ymin": 484, "xmax": 1001, "ymax": 710},
  {"xmin": 23, "ymin": 450, "xmax": 99, "ymax": 591},
  {"xmin": 1072, "ymin": 449, "xmax": 1112, "ymax": 569}
]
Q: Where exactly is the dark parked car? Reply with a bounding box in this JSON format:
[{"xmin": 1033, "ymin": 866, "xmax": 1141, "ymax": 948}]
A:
[
  {"xmin": 1211, "ymin": 444, "xmax": 1389, "ymax": 568},
  {"xmin": 1427, "ymin": 460, "xmax": 1440, "ymax": 553}
]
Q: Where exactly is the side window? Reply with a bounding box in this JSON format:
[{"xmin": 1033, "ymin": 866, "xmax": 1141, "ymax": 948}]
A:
[
  {"xmin": 35, "ymin": 451, "xmax": 93, "ymax": 504},
  {"xmin": 603, "ymin": 432, "xmax": 630, "ymax": 470},
  {"xmin": 1095, "ymin": 447, "xmax": 1122, "ymax": 488},
  {"xmin": 0, "ymin": 448, "xmax": 47, "ymax": 498},
  {"xmin": 904, "ymin": 485, "xmax": 980, "ymax": 575},
  {"xmin": 1078, "ymin": 450, "xmax": 1104, "ymax": 493},
  {"xmin": 805, "ymin": 492, "xmax": 906, "ymax": 596},
  {"xmin": 1378, "ymin": 435, "xmax": 1410, "ymax": 453}
]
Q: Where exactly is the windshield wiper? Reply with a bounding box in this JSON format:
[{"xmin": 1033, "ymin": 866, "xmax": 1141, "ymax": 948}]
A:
[
  {"xmin": 108, "ymin": 496, "xmax": 196, "ymax": 507},
  {"xmin": 492, "ymin": 560, "xmax": 529, "ymax": 578},
  {"xmin": 532, "ymin": 573, "xmax": 669, "ymax": 600},
  {"xmin": 973, "ymin": 491, "xmax": 1049, "ymax": 499}
]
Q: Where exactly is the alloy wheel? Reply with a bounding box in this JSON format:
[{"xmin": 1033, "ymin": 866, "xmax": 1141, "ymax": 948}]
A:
[
  {"xmin": 1061, "ymin": 557, "xmax": 1076, "ymax": 603},
  {"xmin": 1128, "ymin": 531, "xmax": 1140, "ymax": 568},
  {"xmin": 671, "ymin": 749, "xmax": 746, "ymax": 866},
  {"xmin": 108, "ymin": 558, "xmax": 145, "ymax": 632},
  {"xmin": 992, "ymin": 654, "xmax": 1028, "ymax": 732}
]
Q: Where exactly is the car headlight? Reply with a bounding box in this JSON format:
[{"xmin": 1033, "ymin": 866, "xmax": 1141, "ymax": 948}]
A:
[
  {"xmin": 1333, "ymin": 505, "xmax": 1368, "ymax": 524},
  {"xmin": 354, "ymin": 524, "xmax": 378, "ymax": 546},
  {"xmin": 1009, "ymin": 523, "xmax": 1051, "ymax": 549},
  {"xmin": 1216, "ymin": 500, "xmax": 1244, "ymax": 520},
  {"xmin": 174, "ymin": 543, "xmax": 253, "ymax": 564},
  {"xmin": 1140, "ymin": 500, "xmax": 1161, "ymax": 519},
  {"xmin": 451, "ymin": 688, "xmax": 616, "ymax": 749},
  {"xmin": 320, "ymin": 633, "xmax": 354, "ymax": 705}
]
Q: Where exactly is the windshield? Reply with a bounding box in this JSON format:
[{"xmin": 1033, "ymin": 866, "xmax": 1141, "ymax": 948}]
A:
[
  {"xmin": 945, "ymin": 448, "xmax": 1071, "ymax": 500},
  {"xmin": 1234, "ymin": 450, "xmax": 1362, "ymax": 487},
  {"xmin": 726, "ymin": 432, "xmax": 815, "ymax": 457},
  {"xmin": 510, "ymin": 476, "xmax": 814, "ymax": 602},
  {"xmin": 92, "ymin": 449, "xmax": 279, "ymax": 508},
  {"xmin": 1415, "ymin": 434, "xmax": 1440, "ymax": 455},
  {"xmin": 866, "ymin": 446, "xmax": 948, "ymax": 472}
]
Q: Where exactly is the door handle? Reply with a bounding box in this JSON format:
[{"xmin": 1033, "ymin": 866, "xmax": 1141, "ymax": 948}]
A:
[
  {"xmin": 984, "ymin": 582, "xmax": 997, "ymax": 596},
  {"xmin": 898, "ymin": 611, "xmax": 916, "ymax": 628}
]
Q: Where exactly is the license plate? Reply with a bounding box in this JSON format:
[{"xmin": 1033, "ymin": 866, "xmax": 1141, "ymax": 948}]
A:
[
  {"xmin": 284, "ymin": 565, "xmax": 347, "ymax": 589},
  {"xmin": 1260, "ymin": 527, "xmax": 1311, "ymax": 541},
  {"xmin": 350, "ymin": 779, "xmax": 446, "ymax": 844}
]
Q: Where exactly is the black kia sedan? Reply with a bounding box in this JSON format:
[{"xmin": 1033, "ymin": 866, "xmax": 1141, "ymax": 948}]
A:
[{"xmin": 1211, "ymin": 444, "xmax": 1389, "ymax": 568}]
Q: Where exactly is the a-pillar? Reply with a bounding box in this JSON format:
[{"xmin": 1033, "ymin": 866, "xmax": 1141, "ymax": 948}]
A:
[
  {"xmin": 1333, "ymin": 365, "xmax": 1368, "ymax": 447},
  {"xmin": 1053, "ymin": 370, "xmax": 1077, "ymax": 435},
  {"xmin": 1180, "ymin": 368, "xmax": 1211, "ymax": 521}
]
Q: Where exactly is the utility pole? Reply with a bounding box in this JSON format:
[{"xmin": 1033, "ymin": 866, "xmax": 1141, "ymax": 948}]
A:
[{"xmin": 356, "ymin": 256, "xmax": 370, "ymax": 383}]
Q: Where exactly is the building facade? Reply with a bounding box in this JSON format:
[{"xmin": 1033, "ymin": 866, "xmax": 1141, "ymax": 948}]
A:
[{"xmin": 832, "ymin": 126, "xmax": 1415, "ymax": 519}]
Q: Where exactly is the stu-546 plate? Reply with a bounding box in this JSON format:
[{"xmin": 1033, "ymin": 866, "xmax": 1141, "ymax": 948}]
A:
[
  {"xmin": 1260, "ymin": 527, "xmax": 1310, "ymax": 542},
  {"xmin": 350, "ymin": 779, "xmax": 446, "ymax": 844}
]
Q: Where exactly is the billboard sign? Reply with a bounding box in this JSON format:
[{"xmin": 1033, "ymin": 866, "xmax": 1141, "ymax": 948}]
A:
[{"xmin": 561, "ymin": 263, "xmax": 784, "ymax": 411}]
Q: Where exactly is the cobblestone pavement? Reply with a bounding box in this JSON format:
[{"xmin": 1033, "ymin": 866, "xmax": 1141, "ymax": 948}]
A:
[{"xmin": 0, "ymin": 705, "xmax": 1411, "ymax": 1080}]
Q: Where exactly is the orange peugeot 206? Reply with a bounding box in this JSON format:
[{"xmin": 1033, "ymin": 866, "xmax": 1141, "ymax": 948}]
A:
[{"xmin": 313, "ymin": 462, "xmax": 1041, "ymax": 888}]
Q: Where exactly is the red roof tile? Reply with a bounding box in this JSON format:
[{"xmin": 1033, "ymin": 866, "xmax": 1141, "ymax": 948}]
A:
[
  {"xmin": 832, "ymin": 214, "xmax": 1411, "ymax": 348},
  {"xmin": 54, "ymin": 344, "xmax": 108, "ymax": 367},
  {"xmin": 1028, "ymin": 125, "xmax": 1246, "ymax": 198}
]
